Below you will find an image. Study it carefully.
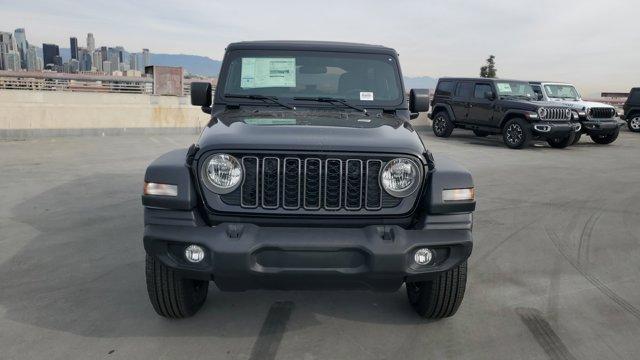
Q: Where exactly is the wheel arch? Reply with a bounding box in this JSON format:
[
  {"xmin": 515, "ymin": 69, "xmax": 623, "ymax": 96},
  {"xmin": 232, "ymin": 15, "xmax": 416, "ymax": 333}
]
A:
[
  {"xmin": 432, "ymin": 103, "xmax": 455, "ymax": 122},
  {"xmin": 499, "ymin": 111, "xmax": 529, "ymax": 129}
]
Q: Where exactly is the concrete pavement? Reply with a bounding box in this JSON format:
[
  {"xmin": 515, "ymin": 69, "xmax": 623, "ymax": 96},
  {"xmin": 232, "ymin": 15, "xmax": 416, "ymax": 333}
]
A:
[{"xmin": 1, "ymin": 125, "xmax": 639, "ymax": 360}]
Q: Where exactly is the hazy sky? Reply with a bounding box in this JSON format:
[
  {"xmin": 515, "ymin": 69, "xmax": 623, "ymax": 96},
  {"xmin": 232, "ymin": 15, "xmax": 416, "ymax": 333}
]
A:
[{"xmin": 3, "ymin": 0, "xmax": 639, "ymax": 96}]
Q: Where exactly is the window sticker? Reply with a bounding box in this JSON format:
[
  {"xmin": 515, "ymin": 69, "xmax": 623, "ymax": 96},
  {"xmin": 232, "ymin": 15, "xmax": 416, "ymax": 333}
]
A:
[
  {"xmin": 243, "ymin": 118, "xmax": 297, "ymax": 125},
  {"xmin": 360, "ymin": 91, "xmax": 374, "ymax": 101},
  {"xmin": 241, "ymin": 58, "xmax": 296, "ymax": 88},
  {"xmin": 497, "ymin": 83, "xmax": 512, "ymax": 93}
]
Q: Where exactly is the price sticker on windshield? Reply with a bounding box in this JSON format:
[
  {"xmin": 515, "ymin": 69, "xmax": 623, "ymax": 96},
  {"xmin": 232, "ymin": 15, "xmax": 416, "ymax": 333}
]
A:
[{"xmin": 360, "ymin": 92, "xmax": 374, "ymax": 101}]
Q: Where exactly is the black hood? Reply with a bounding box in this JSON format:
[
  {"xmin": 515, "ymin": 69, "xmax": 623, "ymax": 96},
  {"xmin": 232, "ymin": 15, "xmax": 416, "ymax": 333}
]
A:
[
  {"xmin": 196, "ymin": 109, "xmax": 427, "ymax": 160},
  {"xmin": 500, "ymin": 99, "xmax": 572, "ymax": 111}
]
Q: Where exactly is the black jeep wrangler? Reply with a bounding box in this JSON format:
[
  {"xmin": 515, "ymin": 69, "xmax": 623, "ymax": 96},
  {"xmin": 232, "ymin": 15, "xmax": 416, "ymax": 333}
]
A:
[
  {"xmin": 429, "ymin": 78, "xmax": 578, "ymax": 149},
  {"xmin": 622, "ymin": 87, "xmax": 640, "ymax": 132},
  {"xmin": 142, "ymin": 41, "xmax": 476, "ymax": 320}
]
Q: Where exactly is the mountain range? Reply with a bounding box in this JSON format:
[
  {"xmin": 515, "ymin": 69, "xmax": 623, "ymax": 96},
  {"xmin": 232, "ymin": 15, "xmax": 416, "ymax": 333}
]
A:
[{"xmin": 38, "ymin": 48, "xmax": 437, "ymax": 87}]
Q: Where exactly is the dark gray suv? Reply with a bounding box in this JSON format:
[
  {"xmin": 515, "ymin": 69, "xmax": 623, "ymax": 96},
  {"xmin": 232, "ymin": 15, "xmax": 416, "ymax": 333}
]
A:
[{"xmin": 141, "ymin": 41, "xmax": 476, "ymax": 320}]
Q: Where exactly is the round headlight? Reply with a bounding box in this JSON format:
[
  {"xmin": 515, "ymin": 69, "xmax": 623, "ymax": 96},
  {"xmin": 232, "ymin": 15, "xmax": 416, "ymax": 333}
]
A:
[
  {"xmin": 538, "ymin": 107, "xmax": 547, "ymax": 119},
  {"xmin": 202, "ymin": 153, "xmax": 243, "ymax": 194},
  {"xmin": 380, "ymin": 158, "xmax": 421, "ymax": 198}
]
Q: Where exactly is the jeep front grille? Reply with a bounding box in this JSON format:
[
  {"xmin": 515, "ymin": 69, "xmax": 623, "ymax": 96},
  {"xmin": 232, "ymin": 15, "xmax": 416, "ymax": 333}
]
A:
[
  {"xmin": 540, "ymin": 107, "xmax": 571, "ymax": 121},
  {"xmin": 588, "ymin": 107, "xmax": 615, "ymax": 119},
  {"xmin": 214, "ymin": 153, "xmax": 419, "ymax": 213}
]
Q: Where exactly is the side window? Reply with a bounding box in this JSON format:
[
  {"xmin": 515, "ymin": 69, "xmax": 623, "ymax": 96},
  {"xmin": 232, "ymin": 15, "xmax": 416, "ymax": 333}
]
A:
[
  {"xmin": 531, "ymin": 85, "xmax": 542, "ymax": 95},
  {"xmin": 630, "ymin": 89, "xmax": 640, "ymax": 103},
  {"xmin": 436, "ymin": 81, "xmax": 454, "ymax": 96},
  {"xmin": 455, "ymin": 82, "xmax": 473, "ymax": 98},
  {"xmin": 474, "ymin": 84, "xmax": 493, "ymax": 99}
]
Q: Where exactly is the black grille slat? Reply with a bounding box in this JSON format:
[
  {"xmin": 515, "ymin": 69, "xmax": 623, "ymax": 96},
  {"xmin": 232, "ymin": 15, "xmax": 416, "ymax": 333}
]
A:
[
  {"xmin": 304, "ymin": 158, "xmax": 321, "ymax": 209},
  {"xmin": 241, "ymin": 157, "xmax": 258, "ymax": 207},
  {"xmin": 345, "ymin": 160, "xmax": 363, "ymax": 210},
  {"xmin": 262, "ymin": 157, "xmax": 280, "ymax": 208},
  {"xmin": 324, "ymin": 159, "xmax": 343, "ymax": 210},
  {"xmin": 365, "ymin": 160, "xmax": 383, "ymax": 209},
  {"xmin": 283, "ymin": 158, "xmax": 301, "ymax": 209}
]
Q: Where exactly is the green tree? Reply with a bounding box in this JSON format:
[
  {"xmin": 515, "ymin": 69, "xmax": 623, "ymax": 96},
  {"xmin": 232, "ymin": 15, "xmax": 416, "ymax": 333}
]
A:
[{"xmin": 480, "ymin": 55, "xmax": 497, "ymax": 78}]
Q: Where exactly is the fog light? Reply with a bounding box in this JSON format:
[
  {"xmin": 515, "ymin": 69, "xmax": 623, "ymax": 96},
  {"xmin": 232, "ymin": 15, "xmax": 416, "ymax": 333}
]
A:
[
  {"xmin": 185, "ymin": 245, "xmax": 205, "ymax": 263},
  {"xmin": 414, "ymin": 248, "xmax": 433, "ymax": 265}
]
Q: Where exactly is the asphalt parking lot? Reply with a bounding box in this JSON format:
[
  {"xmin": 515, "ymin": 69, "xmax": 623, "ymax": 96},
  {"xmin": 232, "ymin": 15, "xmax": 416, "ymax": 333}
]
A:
[{"xmin": 1, "ymin": 123, "xmax": 640, "ymax": 360}]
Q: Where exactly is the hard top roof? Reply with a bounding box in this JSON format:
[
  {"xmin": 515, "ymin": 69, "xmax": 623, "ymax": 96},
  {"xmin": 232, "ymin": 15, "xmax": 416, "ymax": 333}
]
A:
[
  {"xmin": 226, "ymin": 40, "xmax": 397, "ymax": 55},
  {"xmin": 438, "ymin": 77, "xmax": 528, "ymax": 83}
]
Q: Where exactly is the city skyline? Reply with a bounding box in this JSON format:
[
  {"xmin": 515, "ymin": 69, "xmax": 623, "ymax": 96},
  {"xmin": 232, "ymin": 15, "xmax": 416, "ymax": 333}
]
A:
[
  {"xmin": 1, "ymin": 26, "xmax": 151, "ymax": 76},
  {"xmin": 3, "ymin": 0, "xmax": 640, "ymax": 95}
]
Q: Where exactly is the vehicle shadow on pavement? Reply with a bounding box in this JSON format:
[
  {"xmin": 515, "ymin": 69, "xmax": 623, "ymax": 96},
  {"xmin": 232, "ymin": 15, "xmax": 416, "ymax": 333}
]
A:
[{"xmin": 1, "ymin": 173, "xmax": 427, "ymax": 339}]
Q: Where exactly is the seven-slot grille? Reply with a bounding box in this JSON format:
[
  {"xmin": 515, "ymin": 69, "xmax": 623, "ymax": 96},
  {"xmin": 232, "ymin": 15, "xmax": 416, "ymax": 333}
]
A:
[
  {"xmin": 588, "ymin": 107, "xmax": 615, "ymax": 119},
  {"xmin": 540, "ymin": 107, "xmax": 571, "ymax": 121},
  {"xmin": 219, "ymin": 154, "xmax": 407, "ymax": 211}
]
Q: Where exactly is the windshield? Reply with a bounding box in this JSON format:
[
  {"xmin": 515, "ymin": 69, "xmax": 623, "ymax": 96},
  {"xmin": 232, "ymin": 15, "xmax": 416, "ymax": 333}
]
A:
[
  {"xmin": 220, "ymin": 50, "xmax": 403, "ymax": 107},
  {"xmin": 544, "ymin": 84, "xmax": 580, "ymax": 100},
  {"xmin": 495, "ymin": 81, "xmax": 535, "ymax": 99}
]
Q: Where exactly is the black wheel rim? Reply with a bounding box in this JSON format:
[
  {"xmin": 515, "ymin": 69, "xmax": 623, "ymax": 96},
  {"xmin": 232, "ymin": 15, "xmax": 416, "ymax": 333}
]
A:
[
  {"xmin": 506, "ymin": 123, "xmax": 523, "ymax": 144},
  {"xmin": 434, "ymin": 116, "xmax": 446, "ymax": 134}
]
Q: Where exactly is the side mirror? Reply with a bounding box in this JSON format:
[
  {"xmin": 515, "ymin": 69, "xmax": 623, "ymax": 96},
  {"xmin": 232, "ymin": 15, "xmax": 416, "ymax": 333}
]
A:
[
  {"xmin": 409, "ymin": 89, "xmax": 429, "ymax": 113},
  {"xmin": 484, "ymin": 91, "xmax": 496, "ymax": 101},
  {"xmin": 190, "ymin": 82, "xmax": 212, "ymax": 113}
]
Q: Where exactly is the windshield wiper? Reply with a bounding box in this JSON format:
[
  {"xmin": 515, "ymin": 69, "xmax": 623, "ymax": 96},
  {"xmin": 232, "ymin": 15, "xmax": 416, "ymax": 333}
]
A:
[
  {"xmin": 293, "ymin": 96, "xmax": 368, "ymax": 115},
  {"xmin": 224, "ymin": 94, "xmax": 294, "ymax": 110}
]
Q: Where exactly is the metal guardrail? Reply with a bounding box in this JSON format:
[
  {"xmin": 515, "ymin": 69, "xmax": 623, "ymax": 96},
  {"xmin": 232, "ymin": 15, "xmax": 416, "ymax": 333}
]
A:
[
  {"xmin": 0, "ymin": 78, "xmax": 154, "ymax": 94},
  {"xmin": 0, "ymin": 71, "xmax": 215, "ymax": 96}
]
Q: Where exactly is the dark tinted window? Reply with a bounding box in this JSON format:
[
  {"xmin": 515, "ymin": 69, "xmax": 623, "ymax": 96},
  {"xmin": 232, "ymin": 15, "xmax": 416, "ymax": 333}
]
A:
[
  {"xmin": 436, "ymin": 81, "xmax": 454, "ymax": 96},
  {"xmin": 630, "ymin": 89, "xmax": 640, "ymax": 103},
  {"xmin": 455, "ymin": 82, "xmax": 473, "ymax": 98},
  {"xmin": 474, "ymin": 84, "xmax": 493, "ymax": 99}
]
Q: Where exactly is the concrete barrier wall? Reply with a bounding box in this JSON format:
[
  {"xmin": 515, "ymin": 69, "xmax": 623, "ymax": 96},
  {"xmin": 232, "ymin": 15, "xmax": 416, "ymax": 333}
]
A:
[{"xmin": 0, "ymin": 90, "xmax": 210, "ymax": 139}]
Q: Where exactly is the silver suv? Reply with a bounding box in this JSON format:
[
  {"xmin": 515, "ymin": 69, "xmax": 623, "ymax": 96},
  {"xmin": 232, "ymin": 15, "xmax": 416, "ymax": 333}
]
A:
[{"xmin": 530, "ymin": 82, "xmax": 622, "ymax": 145}]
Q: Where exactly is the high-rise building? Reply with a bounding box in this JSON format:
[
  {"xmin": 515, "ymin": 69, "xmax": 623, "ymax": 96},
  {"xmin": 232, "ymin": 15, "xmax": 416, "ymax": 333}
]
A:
[
  {"xmin": 107, "ymin": 48, "xmax": 119, "ymax": 74},
  {"xmin": 102, "ymin": 60, "xmax": 112, "ymax": 74},
  {"xmin": 100, "ymin": 46, "xmax": 107, "ymax": 64},
  {"xmin": 26, "ymin": 44, "xmax": 39, "ymax": 71},
  {"xmin": 69, "ymin": 59, "xmax": 79, "ymax": 73},
  {"xmin": 0, "ymin": 31, "xmax": 18, "ymax": 70},
  {"xmin": 86, "ymin": 33, "xmax": 95, "ymax": 52},
  {"xmin": 42, "ymin": 43, "xmax": 60, "ymax": 67},
  {"xmin": 14, "ymin": 28, "xmax": 27, "ymax": 69},
  {"xmin": 129, "ymin": 53, "xmax": 139, "ymax": 72},
  {"xmin": 70, "ymin": 37, "xmax": 78, "ymax": 60},
  {"xmin": 142, "ymin": 48, "xmax": 150, "ymax": 68},
  {"xmin": 92, "ymin": 49, "xmax": 103, "ymax": 71}
]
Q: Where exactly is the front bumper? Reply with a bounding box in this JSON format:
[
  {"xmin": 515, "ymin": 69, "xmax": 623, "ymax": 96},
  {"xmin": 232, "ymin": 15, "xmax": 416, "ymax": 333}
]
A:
[
  {"xmin": 144, "ymin": 223, "xmax": 473, "ymax": 292},
  {"xmin": 531, "ymin": 121, "xmax": 576, "ymax": 138},
  {"xmin": 578, "ymin": 118, "xmax": 622, "ymax": 134}
]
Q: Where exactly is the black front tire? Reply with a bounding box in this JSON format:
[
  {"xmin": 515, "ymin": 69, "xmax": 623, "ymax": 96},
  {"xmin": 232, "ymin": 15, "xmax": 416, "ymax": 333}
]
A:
[
  {"xmin": 146, "ymin": 255, "xmax": 209, "ymax": 318},
  {"xmin": 432, "ymin": 112, "xmax": 455, "ymax": 138},
  {"xmin": 406, "ymin": 261, "xmax": 467, "ymax": 319},
  {"xmin": 473, "ymin": 130, "xmax": 489, "ymax": 137},
  {"xmin": 590, "ymin": 128, "xmax": 619, "ymax": 144},
  {"xmin": 502, "ymin": 118, "xmax": 532, "ymax": 149},
  {"xmin": 547, "ymin": 132, "xmax": 575, "ymax": 148}
]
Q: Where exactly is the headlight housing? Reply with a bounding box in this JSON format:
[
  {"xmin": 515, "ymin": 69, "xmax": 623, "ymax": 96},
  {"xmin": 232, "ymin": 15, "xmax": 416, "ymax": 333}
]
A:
[
  {"xmin": 538, "ymin": 107, "xmax": 548, "ymax": 119},
  {"xmin": 380, "ymin": 158, "xmax": 422, "ymax": 198},
  {"xmin": 201, "ymin": 153, "xmax": 243, "ymax": 194}
]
